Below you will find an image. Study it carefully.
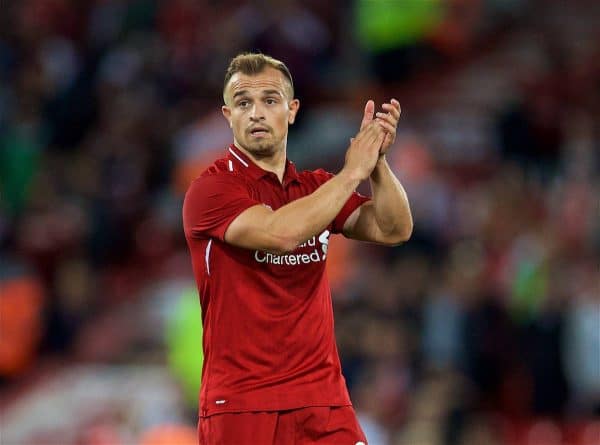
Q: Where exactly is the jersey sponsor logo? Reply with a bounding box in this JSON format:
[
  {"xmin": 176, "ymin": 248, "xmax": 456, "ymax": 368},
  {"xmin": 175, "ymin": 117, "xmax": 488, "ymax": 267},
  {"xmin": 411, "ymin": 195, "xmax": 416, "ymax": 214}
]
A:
[
  {"xmin": 254, "ymin": 230, "xmax": 330, "ymax": 265},
  {"xmin": 318, "ymin": 230, "xmax": 329, "ymax": 259}
]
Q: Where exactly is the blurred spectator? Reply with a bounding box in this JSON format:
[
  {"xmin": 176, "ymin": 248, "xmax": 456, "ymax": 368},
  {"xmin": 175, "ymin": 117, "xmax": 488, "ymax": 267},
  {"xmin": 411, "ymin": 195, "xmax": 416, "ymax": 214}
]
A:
[
  {"xmin": 138, "ymin": 423, "xmax": 197, "ymax": 445},
  {"xmin": 0, "ymin": 261, "xmax": 44, "ymax": 379},
  {"xmin": 562, "ymin": 260, "xmax": 600, "ymax": 416},
  {"xmin": 354, "ymin": 0, "xmax": 443, "ymax": 82}
]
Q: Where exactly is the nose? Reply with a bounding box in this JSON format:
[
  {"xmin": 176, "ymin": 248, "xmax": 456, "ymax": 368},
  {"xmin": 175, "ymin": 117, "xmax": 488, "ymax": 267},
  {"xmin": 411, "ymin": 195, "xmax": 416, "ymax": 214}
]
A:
[{"xmin": 249, "ymin": 103, "xmax": 266, "ymax": 121}]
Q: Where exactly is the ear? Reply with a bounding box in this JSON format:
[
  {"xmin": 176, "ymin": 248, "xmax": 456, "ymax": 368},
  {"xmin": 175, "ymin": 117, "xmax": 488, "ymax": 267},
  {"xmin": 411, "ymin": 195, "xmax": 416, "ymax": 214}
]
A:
[
  {"xmin": 288, "ymin": 99, "xmax": 300, "ymax": 125},
  {"xmin": 222, "ymin": 105, "xmax": 232, "ymax": 128}
]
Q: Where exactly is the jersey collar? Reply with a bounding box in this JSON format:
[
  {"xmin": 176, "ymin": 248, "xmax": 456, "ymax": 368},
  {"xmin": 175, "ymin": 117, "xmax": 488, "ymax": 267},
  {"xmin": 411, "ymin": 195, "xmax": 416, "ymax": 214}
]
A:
[{"xmin": 227, "ymin": 144, "xmax": 301, "ymax": 186}]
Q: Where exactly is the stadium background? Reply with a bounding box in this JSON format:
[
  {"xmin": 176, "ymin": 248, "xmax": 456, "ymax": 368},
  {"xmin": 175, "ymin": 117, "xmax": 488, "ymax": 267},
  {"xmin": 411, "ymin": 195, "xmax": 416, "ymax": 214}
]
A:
[{"xmin": 0, "ymin": 0, "xmax": 598, "ymax": 444}]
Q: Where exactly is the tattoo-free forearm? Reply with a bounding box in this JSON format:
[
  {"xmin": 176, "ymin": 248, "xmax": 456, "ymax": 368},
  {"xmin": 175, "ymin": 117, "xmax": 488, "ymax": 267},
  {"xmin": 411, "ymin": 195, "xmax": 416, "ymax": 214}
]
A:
[{"xmin": 368, "ymin": 156, "xmax": 413, "ymax": 241}]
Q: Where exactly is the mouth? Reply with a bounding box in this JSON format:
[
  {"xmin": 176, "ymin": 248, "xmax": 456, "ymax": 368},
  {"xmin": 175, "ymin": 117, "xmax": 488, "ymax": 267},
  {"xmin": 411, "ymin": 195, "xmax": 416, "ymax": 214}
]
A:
[{"xmin": 249, "ymin": 127, "xmax": 270, "ymax": 138}]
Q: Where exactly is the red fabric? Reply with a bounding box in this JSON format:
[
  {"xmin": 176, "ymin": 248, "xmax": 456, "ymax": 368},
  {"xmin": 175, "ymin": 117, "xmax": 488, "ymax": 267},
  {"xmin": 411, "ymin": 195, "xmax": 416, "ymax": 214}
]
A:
[
  {"xmin": 183, "ymin": 144, "xmax": 369, "ymax": 417},
  {"xmin": 197, "ymin": 406, "xmax": 367, "ymax": 445},
  {"xmin": 0, "ymin": 277, "xmax": 44, "ymax": 376}
]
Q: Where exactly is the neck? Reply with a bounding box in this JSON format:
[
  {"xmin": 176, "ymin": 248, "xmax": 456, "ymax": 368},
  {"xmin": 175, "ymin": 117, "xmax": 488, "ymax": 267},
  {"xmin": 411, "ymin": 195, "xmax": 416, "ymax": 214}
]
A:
[{"xmin": 234, "ymin": 140, "xmax": 287, "ymax": 182}]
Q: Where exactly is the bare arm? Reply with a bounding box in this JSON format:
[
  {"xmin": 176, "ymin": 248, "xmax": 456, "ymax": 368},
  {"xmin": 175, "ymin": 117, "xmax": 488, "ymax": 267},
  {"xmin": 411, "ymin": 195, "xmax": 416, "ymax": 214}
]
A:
[
  {"xmin": 343, "ymin": 155, "xmax": 413, "ymax": 245},
  {"xmin": 224, "ymin": 123, "xmax": 385, "ymax": 253},
  {"xmin": 343, "ymin": 99, "xmax": 413, "ymax": 245}
]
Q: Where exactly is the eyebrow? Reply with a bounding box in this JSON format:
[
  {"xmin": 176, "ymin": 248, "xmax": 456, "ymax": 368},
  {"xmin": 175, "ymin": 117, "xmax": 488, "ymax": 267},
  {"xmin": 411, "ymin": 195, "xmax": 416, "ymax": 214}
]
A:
[
  {"xmin": 232, "ymin": 89, "xmax": 284, "ymax": 100},
  {"xmin": 263, "ymin": 89, "xmax": 283, "ymax": 97},
  {"xmin": 232, "ymin": 90, "xmax": 249, "ymax": 99}
]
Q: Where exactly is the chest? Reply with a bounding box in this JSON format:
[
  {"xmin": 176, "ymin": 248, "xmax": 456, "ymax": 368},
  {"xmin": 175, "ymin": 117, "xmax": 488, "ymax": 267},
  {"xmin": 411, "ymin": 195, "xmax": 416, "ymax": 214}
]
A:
[{"xmin": 250, "ymin": 177, "xmax": 314, "ymax": 210}]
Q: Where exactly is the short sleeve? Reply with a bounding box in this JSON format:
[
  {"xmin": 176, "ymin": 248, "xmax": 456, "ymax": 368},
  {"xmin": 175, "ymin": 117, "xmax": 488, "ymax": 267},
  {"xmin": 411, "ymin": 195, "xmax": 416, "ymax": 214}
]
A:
[
  {"xmin": 183, "ymin": 173, "xmax": 262, "ymax": 241},
  {"xmin": 311, "ymin": 169, "xmax": 371, "ymax": 234}
]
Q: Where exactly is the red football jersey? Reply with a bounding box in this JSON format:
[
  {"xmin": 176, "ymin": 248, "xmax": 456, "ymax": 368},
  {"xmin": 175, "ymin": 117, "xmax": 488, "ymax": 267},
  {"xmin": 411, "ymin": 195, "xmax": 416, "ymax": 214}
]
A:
[{"xmin": 183, "ymin": 144, "xmax": 369, "ymax": 417}]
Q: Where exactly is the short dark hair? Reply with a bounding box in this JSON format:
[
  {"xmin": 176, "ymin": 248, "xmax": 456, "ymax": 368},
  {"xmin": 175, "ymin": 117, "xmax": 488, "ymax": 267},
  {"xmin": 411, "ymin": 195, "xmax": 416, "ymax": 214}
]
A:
[{"xmin": 223, "ymin": 53, "xmax": 294, "ymax": 102}]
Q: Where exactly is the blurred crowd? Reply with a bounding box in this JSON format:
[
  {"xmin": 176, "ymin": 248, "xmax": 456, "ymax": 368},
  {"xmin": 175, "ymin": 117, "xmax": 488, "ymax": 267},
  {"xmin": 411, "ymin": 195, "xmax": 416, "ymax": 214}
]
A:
[{"xmin": 0, "ymin": 0, "xmax": 598, "ymax": 444}]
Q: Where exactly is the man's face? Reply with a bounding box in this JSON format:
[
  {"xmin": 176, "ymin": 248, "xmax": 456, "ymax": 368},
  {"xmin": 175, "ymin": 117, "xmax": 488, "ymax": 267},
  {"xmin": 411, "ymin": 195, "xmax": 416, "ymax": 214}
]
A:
[{"xmin": 222, "ymin": 67, "xmax": 299, "ymax": 158}]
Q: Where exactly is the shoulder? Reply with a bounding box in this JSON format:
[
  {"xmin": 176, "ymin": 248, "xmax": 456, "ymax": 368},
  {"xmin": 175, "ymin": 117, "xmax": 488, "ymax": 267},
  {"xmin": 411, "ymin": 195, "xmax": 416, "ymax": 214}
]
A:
[
  {"xmin": 193, "ymin": 158, "xmax": 249, "ymax": 187},
  {"xmin": 184, "ymin": 159, "xmax": 252, "ymax": 201},
  {"xmin": 199, "ymin": 157, "xmax": 233, "ymax": 178}
]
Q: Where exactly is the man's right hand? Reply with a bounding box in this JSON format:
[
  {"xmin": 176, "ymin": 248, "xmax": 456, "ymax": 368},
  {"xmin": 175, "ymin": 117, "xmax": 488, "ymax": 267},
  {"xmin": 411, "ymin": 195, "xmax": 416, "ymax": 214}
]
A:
[{"xmin": 342, "ymin": 122, "xmax": 386, "ymax": 182}]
